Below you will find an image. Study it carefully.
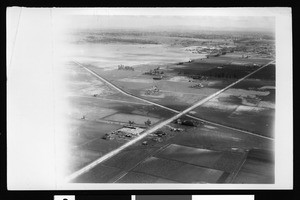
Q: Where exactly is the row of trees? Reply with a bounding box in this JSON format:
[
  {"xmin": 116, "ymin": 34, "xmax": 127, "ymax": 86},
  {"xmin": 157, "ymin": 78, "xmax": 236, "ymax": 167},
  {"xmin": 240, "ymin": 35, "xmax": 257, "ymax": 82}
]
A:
[
  {"xmin": 128, "ymin": 119, "xmax": 152, "ymax": 126},
  {"xmin": 118, "ymin": 64, "xmax": 134, "ymax": 71}
]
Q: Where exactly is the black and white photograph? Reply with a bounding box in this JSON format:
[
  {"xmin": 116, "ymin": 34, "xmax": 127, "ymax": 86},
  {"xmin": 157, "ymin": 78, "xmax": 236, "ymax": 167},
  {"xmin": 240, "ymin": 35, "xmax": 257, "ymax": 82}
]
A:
[{"xmin": 6, "ymin": 7, "xmax": 293, "ymax": 190}]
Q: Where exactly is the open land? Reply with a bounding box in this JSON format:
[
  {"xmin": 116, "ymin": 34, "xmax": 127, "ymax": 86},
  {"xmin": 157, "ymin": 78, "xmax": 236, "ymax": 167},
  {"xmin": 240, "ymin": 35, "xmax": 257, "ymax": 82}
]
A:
[{"xmin": 57, "ymin": 29, "xmax": 275, "ymax": 183}]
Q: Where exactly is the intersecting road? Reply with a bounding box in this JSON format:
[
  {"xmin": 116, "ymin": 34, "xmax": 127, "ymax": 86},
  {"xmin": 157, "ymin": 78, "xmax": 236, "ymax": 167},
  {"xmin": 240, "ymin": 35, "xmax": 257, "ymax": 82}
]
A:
[{"xmin": 65, "ymin": 60, "xmax": 275, "ymax": 182}]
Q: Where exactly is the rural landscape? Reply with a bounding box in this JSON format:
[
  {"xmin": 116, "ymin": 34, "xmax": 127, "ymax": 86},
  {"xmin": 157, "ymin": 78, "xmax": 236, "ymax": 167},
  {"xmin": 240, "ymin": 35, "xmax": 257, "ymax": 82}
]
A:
[{"xmin": 54, "ymin": 15, "xmax": 275, "ymax": 184}]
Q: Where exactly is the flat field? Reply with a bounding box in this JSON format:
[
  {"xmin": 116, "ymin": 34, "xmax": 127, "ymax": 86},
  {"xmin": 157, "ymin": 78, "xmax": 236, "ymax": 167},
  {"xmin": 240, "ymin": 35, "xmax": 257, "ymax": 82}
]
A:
[
  {"xmin": 59, "ymin": 32, "xmax": 275, "ymax": 183},
  {"xmin": 233, "ymin": 149, "xmax": 274, "ymax": 183},
  {"xmin": 73, "ymin": 118, "xmax": 274, "ymax": 183},
  {"xmin": 189, "ymin": 64, "xmax": 275, "ymax": 137},
  {"xmin": 57, "ymin": 61, "xmax": 176, "ymax": 176}
]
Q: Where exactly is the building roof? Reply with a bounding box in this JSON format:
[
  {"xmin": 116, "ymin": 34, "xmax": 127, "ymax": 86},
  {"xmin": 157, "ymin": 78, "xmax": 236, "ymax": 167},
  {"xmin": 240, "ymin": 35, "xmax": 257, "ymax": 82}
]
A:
[{"xmin": 118, "ymin": 127, "xmax": 145, "ymax": 135}]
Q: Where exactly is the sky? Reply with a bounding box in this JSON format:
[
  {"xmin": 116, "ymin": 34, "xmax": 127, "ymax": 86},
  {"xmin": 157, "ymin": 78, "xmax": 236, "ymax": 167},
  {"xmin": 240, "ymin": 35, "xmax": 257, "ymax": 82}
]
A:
[{"xmin": 58, "ymin": 15, "xmax": 275, "ymax": 33}]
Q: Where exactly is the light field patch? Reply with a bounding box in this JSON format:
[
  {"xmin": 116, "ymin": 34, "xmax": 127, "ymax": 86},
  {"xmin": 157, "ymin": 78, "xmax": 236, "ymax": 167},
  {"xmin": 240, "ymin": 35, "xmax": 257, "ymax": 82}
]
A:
[
  {"xmin": 168, "ymin": 76, "xmax": 191, "ymax": 82},
  {"xmin": 104, "ymin": 113, "xmax": 160, "ymax": 125},
  {"xmin": 119, "ymin": 78, "xmax": 155, "ymax": 84},
  {"xmin": 156, "ymin": 144, "xmax": 223, "ymax": 168}
]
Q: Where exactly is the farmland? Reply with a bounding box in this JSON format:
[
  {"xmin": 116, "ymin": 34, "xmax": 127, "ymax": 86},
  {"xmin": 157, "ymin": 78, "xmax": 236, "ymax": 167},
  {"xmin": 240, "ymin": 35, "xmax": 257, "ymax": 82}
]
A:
[
  {"xmin": 72, "ymin": 117, "xmax": 273, "ymax": 183},
  {"xmin": 57, "ymin": 28, "xmax": 275, "ymax": 184}
]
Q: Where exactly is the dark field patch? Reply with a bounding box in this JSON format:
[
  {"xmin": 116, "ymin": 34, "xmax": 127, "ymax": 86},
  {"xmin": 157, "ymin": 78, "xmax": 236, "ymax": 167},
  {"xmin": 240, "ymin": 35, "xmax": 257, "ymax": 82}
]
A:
[
  {"xmin": 232, "ymin": 79, "xmax": 275, "ymax": 90},
  {"xmin": 218, "ymin": 95, "xmax": 243, "ymax": 104},
  {"xmin": 212, "ymin": 151, "xmax": 246, "ymax": 173},
  {"xmin": 156, "ymin": 144, "xmax": 246, "ymax": 173},
  {"xmin": 247, "ymin": 148, "xmax": 274, "ymax": 162},
  {"xmin": 132, "ymin": 156, "xmax": 226, "ymax": 183},
  {"xmin": 248, "ymin": 64, "xmax": 275, "ymax": 81},
  {"xmin": 170, "ymin": 60, "xmax": 260, "ymax": 80},
  {"xmin": 191, "ymin": 105, "xmax": 275, "ymax": 138},
  {"xmin": 171, "ymin": 62, "xmax": 219, "ymax": 75},
  {"xmin": 233, "ymin": 149, "xmax": 274, "ymax": 183},
  {"xmin": 201, "ymin": 65, "xmax": 256, "ymax": 79}
]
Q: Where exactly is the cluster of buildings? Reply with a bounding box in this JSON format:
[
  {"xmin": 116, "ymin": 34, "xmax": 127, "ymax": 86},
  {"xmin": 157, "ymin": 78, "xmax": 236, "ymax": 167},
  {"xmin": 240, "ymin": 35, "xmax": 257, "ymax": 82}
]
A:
[
  {"xmin": 145, "ymin": 85, "xmax": 160, "ymax": 95},
  {"xmin": 175, "ymin": 118, "xmax": 199, "ymax": 127},
  {"xmin": 144, "ymin": 67, "xmax": 164, "ymax": 75},
  {"xmin": 102, "ymin": 126, "xmax": 145, "ymax": 140}
]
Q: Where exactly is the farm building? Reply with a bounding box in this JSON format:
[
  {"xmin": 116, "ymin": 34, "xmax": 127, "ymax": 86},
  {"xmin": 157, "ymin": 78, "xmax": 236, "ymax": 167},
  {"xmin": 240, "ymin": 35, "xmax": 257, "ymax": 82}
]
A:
[{"xmin": 117, "ymin": 127, "xmax": 145, "ymax": 136}]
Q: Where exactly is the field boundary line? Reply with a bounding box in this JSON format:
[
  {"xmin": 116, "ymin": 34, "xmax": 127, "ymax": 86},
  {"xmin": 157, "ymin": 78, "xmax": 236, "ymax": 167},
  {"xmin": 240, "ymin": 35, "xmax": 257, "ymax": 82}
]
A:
[
  {"xmin": 111, "ymin": 144, "xmax": 170, "ymax": 183},
  {"xmin": 228, "ymin": 151, "xmax": 249, "ymax": 183}
]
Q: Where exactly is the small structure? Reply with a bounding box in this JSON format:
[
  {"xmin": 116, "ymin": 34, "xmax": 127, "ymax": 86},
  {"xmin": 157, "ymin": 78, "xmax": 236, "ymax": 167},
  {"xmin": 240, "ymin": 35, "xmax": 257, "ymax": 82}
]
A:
[
  {"xmin": 102, "ymin": 133, "xmax": 113, "ymax": 140},
  {"xmin": 102, "ymin": 127, "xmax": 145, "ymax": 141},
  {"xmin": 181, "ymin": 120, "xmax": 197, "ymax": 127},
  {"xmin": 176, "ymin": 118, "xmax": 182, "ymax": 124},
  {"xmin": 145, "ymin": 85, "xmax": 160, "ymax": 95},
  {"xmin": 190, "ymin": 83, "xmax": 204, "ymax": 88},
  {"xmin": 152, "ymin": 137, "xmax": 163, "ymax": 142},
  {"xmin": 153, "ymin": 75, "xmax": 163, "ymax": 80},
  {"xmin": 154, "ymin": 130, "xmax": 166, "ymax": 137},
  {"xmin": 175, "ymin": 118, "xmax": 198, "ymax": 127},
  {"xmin": 144, "ymin": 119, "xmax": 152, "ymax": 126},
  {"xmin": 117, "ymin": 127, "xmax": 145, "ymax": 136},
  {"xmin": 169, "ymin": 127, "xmax": 184, "ymax": 132},
  {"xmin": 144, "ymin": 67, "xmax": 163, "ymax": 76}
]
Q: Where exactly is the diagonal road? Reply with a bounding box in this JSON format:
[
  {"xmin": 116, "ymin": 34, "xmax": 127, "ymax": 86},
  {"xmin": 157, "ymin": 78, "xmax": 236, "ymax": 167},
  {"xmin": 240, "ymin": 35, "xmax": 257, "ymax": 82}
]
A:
[{"xmin": 65, "ymin": 60, "xmax": 275, "ymax": 182}]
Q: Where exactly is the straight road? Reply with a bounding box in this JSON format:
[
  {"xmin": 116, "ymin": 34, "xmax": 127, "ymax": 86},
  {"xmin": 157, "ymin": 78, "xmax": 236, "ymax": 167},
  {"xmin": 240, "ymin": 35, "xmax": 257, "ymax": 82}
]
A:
[{"xmin": 65, "ymin": 60, "xmax": 274, "ymax": 182}]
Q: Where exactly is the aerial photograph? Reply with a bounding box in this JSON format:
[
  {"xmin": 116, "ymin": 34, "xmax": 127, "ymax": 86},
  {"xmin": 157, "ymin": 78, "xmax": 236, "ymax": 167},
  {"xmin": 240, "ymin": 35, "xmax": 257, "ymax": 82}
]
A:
[{"xmin": 52, "ymin": 10, "xmax": 276, "ymax": 185}]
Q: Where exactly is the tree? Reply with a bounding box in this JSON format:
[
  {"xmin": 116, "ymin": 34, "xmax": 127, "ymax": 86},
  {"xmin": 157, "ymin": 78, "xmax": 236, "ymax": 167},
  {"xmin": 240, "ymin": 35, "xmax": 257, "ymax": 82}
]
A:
[
  {"xmin": 144, "ymin": 119, "xmax": 152, "ymax": 126},
  {"xmin": 128, "ymin": 120, "xmax": 135, "ymax": 126}
]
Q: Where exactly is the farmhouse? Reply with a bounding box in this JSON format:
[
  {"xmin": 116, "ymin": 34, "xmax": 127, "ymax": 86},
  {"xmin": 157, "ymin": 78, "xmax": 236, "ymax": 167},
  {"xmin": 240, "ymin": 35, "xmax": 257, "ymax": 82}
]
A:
[{"xmin": 117, "ymin": 127, "xmax": 145, "ymax": 136}]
